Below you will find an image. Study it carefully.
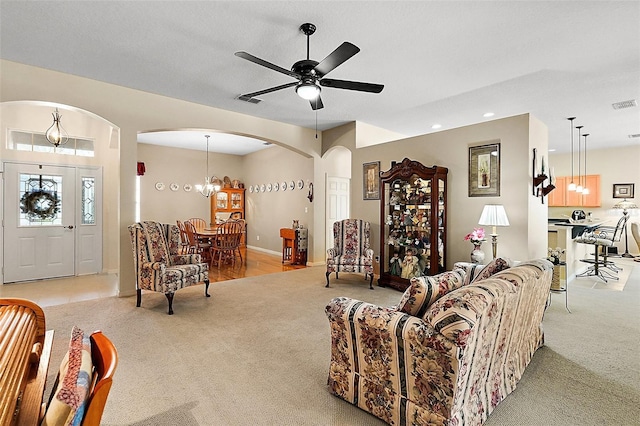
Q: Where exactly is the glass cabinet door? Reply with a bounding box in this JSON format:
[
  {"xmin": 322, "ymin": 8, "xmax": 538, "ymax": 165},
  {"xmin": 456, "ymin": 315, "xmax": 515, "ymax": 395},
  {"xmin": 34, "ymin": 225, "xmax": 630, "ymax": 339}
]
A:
[
  {"xmin": 231, "ymin": 192, "xmax": 242, "ymax": 210},
  {"xmin": 216, "ymin": 192, "xmax": 228, "ymax": 210},
  {"xmin": 384, "ymin": 174, "xmax": 433, "ymax": 279}
]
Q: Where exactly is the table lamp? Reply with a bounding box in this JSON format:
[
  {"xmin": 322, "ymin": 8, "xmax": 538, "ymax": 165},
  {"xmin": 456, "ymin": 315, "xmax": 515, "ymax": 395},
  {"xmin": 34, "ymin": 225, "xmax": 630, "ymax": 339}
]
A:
[
  {"xmin": 478, "ymin": 204, "xmax": 510, "ymax": 259},
  {"xmin": 613, "ymin": 199, "xmax": 638, "ymax": 258}
]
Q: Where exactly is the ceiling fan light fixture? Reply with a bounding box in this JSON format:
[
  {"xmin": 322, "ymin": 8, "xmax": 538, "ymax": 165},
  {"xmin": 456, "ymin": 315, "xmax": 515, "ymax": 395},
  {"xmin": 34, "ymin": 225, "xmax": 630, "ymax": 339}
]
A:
[{"xmin": 296, "ymin": 80, "xmax": 320, "ymax": 100}]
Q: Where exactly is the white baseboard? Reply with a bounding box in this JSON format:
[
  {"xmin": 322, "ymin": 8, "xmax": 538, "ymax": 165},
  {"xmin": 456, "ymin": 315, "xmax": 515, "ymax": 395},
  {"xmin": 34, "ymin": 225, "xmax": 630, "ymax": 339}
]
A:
[{"xmin": 245, "ymin": 245, "xmax": 281, "ymax": 257}]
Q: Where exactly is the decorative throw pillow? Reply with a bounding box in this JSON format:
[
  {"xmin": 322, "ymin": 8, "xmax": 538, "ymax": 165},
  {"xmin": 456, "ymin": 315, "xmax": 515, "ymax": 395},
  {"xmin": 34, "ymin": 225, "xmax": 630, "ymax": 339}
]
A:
[
  {"xmin": 396, "ymin": 270, "xmax": 466, "ymax": 317},
  {"xmin": 469, "ymin": 257, "xmax": 511, "ymax": 284},
  {"xmin": 42, "ymin": 326, "xmax": 93, "ymax": 426}
]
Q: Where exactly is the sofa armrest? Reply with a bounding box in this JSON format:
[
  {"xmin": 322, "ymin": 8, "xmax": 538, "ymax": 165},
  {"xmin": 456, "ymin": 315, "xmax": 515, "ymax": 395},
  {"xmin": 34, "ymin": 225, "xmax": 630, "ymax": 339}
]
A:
[
  {"xmin": 326, "ymin": 297, "xmax": 459, "ymax": 420},
  {"xmin": 327, "ymin": 248, "xmax": 337, "ymax": 258},
  {"xmin": 423, "ymin": 278, "xmax": 516, "ymax": 347}
]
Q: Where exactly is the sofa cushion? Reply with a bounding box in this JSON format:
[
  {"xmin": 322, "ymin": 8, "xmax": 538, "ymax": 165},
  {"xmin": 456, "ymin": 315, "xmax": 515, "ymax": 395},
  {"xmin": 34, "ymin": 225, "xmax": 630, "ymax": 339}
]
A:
[
  {"xmin": 396, "ymin": 269, "xmax": 466, "ymax": 317},
  {"xmin": 42, "ymin": 326, "xmax": 93, "ymax": 426},
  {"xmin": 455, "ymin": 257, "xmax": 511, "ymax": 286}
]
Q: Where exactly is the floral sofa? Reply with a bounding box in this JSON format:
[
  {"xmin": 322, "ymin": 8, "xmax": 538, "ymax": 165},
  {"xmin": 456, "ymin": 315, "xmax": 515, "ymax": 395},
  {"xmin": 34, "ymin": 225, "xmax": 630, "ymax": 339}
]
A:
[{"xmin": 325, "ymin": 258, "xmax": 553, "ymax": 425}]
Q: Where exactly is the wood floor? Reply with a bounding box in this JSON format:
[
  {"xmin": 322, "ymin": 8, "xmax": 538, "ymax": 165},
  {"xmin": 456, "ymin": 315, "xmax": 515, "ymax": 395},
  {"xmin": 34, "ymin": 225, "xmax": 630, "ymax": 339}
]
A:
[
  {"xmin": 0, "ymin": 248, "xmax": 306, "ymax": 308},
  {"xmin": 207, "ymin": 247, "xmax": 307, "ymax": 282}
]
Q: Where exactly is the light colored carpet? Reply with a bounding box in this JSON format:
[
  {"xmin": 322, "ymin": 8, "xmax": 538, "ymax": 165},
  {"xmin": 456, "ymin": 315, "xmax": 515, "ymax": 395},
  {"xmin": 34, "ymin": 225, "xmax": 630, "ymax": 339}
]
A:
[{"xmin": 41, "ymin": 264, "xmax": 640, "ymax": 425}]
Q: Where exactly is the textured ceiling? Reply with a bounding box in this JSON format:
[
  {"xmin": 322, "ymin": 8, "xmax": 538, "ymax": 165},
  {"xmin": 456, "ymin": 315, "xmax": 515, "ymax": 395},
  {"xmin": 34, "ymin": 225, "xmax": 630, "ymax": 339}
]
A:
[{"xmin": 1, "ymin": 1, "xmax": 639, "ymax": 154}]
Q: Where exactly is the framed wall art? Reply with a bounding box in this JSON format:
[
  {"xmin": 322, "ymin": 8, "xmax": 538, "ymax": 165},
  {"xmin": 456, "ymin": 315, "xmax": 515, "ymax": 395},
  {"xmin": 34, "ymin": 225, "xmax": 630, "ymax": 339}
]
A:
[
  {"xmin": 363, "ymin": 161, "xmax": 381, "ymax": 200},
  {"xmin": 613, "ymin": 183, "xmax": 634, "ymax": 199},
  {"xmin": 468, "ymin": 142, "xmax": 501, "ymax": 197}
]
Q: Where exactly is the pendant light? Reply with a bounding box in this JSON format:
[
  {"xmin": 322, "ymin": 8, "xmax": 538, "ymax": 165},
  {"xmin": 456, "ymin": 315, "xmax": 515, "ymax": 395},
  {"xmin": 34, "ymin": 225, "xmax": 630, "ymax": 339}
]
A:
[
  {"xmin": 575, "ymin": 125, "xmax": 583, "ymax": 193},
  {"xmin": 45, "ymin": 108, "xmax": 69, "ymax": 147},
  {"xmin": 567, "ymin": 117, "xmax": 576, "ymax": 191},
  {"xmin": 582, "ymin": 133, "xmax": 590, "ymax": 195},
  {"xmin": 195, "ymin": 135, "xmax": 215, "ymax": 198}
]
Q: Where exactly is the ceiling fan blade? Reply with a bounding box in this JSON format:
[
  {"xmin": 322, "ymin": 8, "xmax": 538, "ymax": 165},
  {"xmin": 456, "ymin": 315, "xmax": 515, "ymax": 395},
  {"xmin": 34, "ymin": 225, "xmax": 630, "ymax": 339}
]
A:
[
  {"xmin": 313, "ymin": 42, "xmax": 360, "ymax": 77},
  {"xmin": 310, "ymin": 96, "xmax": 324, "ymax": 110},
  {"xmin": 238, "ymin": 82, "xmax": 298, "ymax": 100},
  {"xmin": 235, "ymin": 51, "xmax": 301, "ymax": 79},
  {"xmin": 319, "ymin": 78, "xmax": 384, "ymax": 93}
]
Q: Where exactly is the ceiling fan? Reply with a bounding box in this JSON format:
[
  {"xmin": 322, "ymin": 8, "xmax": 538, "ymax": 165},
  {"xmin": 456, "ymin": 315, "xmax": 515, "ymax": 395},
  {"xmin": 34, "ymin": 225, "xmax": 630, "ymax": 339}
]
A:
[{"xmin": 235, "ymin": 23, "xmax": 384, "ymax": 110}]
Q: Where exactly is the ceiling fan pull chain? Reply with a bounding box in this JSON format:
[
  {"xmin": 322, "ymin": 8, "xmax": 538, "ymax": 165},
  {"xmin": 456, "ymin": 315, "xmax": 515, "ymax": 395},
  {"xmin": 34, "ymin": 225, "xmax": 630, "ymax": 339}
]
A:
[{"xmin": 315, "ymin": 102, "xmax": 318, "ymax": 138}]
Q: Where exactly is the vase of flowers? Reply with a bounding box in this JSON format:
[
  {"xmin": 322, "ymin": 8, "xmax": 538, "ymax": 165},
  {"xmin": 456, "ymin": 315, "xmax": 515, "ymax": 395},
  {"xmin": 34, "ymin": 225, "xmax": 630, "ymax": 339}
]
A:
[
  {"xmin": 548, "ymin": 247, "xmax": 566, "ymax": 290},
  {"xmin": 465, "ymin": 228, "xmax": 486, "ymax": 264}
]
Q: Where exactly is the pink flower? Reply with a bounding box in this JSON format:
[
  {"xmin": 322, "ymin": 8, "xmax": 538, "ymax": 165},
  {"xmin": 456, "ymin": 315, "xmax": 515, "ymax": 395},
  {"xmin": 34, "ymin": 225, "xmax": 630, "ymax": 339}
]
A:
[{"xmin": 464, "ymin": 228, "xmax": 486, "ymax": 245}]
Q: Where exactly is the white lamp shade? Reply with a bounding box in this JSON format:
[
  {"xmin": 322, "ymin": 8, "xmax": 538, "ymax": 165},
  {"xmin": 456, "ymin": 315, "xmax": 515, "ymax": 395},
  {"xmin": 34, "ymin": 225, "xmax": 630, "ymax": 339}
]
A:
[
  {"xmin": 478, "ymin": 204, "xmax": 510, "ymax": 227},
  {"xmin": 613, "ymin": 200, "xmax": 638, "ymax": 211}
]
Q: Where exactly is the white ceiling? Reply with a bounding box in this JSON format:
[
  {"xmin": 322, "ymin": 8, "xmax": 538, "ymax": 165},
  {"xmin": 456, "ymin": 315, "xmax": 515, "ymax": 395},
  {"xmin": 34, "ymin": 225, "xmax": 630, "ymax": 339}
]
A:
[
  {"xmin": 1, "ymin": 1, "xmax": 639, "ymax": 154},
  {"xmin": 137, "ymin": 130, "xmax": 272, "ymax": 156}
]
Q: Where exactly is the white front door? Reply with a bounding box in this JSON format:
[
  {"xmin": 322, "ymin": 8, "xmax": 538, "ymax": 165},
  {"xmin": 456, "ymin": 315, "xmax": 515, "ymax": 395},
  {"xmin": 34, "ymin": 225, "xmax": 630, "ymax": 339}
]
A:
[
  {"xmin": 326, "ymin": 176, "xmax": 350, "ymax": 251},
  {"xmin": 4, "ymin": 163, "xmax": 76, "ymax": 282}
]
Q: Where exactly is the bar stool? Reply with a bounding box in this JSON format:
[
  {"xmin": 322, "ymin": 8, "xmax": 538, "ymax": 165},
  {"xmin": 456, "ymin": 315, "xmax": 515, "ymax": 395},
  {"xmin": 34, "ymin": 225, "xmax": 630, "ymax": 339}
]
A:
[{"xmin": 575, "ymin": 216, "xmax": 627, "ymax": 282}]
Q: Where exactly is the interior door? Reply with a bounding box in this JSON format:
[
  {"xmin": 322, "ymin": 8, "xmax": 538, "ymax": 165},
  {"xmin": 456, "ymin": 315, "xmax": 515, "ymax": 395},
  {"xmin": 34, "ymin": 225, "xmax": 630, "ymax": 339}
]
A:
[
  {"xmin": 3, "ymin": 163, "xmax": 76, "ymax": 282},
  {"xmin": 326, "ymin": 176, "xmax": 350, "ymax": 251}
]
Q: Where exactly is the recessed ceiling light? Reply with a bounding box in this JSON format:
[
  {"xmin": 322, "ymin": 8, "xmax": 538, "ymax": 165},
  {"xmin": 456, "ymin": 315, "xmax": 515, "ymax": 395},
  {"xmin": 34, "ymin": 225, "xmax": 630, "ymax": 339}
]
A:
[
  {"xmin": 483, "ymin": 112, "xmax": 495, "ymax": 118},
  {"xmin": 431, "ymin": 124, "xmax": 442, "ymax": 129}
]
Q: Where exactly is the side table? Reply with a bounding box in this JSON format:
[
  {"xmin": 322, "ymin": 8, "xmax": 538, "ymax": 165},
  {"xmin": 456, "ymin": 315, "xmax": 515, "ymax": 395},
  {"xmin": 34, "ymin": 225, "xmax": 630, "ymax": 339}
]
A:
[
  {"xmin": 549, "ymin": 262, "xmax": 570, "ymax": 313},
  {"xmin": 280, "ymin": 228, "xmax": 308, "ymax": 265}
]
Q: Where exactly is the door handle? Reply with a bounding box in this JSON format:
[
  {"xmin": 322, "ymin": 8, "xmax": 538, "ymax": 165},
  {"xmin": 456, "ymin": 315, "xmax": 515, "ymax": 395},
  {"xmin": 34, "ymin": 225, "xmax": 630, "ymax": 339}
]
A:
[{"xmin": 65, "ymin": 225, "xmax": 75, "ymax": 229}]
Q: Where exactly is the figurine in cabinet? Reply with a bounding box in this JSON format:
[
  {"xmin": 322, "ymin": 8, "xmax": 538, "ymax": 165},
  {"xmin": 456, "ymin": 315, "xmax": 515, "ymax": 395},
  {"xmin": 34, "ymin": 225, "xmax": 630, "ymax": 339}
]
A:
[
  {"xmin": 400, "ymin": 248, "xmax": 420, "ymax": 279},
  {"xmin": 389, "ymin": 251, "xmax": 402, "ymax": 276}
]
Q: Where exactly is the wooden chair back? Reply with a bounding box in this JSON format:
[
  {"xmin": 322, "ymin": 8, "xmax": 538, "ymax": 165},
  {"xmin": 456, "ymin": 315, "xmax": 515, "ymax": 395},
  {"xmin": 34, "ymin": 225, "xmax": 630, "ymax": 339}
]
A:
[
  {"xmin": 211, "ymin": 220, "xmax": 243, "ymax": 266},
  {"xmin": 81, "ymin": 331, "xmax": 118, "ymax": 426},
  {"xmin": 187, "ymin": 217, "xmax": 207, "ymax": 229},
  {"xmin": 176, "ymin": 220, "xmax": 190, "ymax": 253}
]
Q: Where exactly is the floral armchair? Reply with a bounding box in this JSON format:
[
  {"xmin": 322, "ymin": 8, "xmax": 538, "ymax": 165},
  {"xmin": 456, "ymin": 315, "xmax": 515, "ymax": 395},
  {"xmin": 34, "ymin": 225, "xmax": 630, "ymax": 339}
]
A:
[
  {"xmin": 325, "ymin": 219, "xmax": 374, "ymax": 289},
  {"xmin": 129, "ymin": 221, "xmax": 210, "ymax": 315}
]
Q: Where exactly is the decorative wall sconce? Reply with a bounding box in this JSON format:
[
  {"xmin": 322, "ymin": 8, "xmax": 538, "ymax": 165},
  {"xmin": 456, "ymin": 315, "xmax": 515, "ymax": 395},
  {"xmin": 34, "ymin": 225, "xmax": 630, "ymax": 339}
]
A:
[{"xmin": 532, "ymin": 148, "xmax": 555, "ymax": 203}]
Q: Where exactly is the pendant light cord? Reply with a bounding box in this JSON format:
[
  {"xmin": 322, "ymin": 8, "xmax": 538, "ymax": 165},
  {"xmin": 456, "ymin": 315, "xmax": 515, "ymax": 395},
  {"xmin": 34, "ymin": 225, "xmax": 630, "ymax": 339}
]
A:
[{"xmin": 568, "ymin": 117, "xmax": 575, "ymax": 183}]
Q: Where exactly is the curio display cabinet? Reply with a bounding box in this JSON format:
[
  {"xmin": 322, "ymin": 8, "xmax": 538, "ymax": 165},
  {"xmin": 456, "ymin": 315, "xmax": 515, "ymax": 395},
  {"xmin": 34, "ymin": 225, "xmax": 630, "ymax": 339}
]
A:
[{"xmin": 378, "ymin": 158, "xmax": 448, "ymax": 291}]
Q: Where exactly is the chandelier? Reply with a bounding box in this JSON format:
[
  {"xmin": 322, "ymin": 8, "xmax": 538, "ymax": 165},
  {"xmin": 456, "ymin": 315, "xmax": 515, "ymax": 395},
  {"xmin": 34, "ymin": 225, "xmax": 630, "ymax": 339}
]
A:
[
  {"xmin": 195, "ymin": 135, "xmax": 220, "ymax": 198},
  {"xmin": 45, "ymin": 108, "xmax": 69, "ymax": 147}
]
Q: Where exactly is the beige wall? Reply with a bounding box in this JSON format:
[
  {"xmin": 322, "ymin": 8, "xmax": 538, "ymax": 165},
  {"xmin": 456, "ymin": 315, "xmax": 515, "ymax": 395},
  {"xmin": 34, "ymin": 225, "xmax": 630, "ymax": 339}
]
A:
[
  {"xmin": 137, "ymin": 143, "xmax": 244, "ymax": 224},
  {"xmin": 331, "ymin": 114, "xmax": 549, "ymax": 269},
  {"xmin": 549, "ymin": 145, "xmax": 640, "ymax": 254},
  {"xmin": 242, "ymin": 146, "xmax": 314, "ymax": 254}
]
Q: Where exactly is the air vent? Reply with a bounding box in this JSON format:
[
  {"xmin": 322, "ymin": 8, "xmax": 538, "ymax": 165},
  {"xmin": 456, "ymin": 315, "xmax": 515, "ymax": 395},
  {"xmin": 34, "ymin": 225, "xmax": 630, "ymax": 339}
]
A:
[
  {"xmin": 612, "ymin": 99, "xmax": 637, "ymax": 110},
  {"xmin": 236, "ymin": 95, "xmax": 261, "ymax": 104},
  {"xmin": 629, "ymin": 134, "xmax": 640, "ymax": 139}
]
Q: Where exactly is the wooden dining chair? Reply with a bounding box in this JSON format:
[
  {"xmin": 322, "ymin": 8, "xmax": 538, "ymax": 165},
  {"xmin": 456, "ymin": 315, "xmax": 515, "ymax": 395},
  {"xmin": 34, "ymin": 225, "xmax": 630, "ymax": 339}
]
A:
[
  {"xmin": 188, "ymin": 217, "xmax": 207, "ymax": 229},
  {"xmin": 211, "ymin": 220, "xmax": 243, "ymax": 268},
  {"xmin": 184, "ymin": 220, "xmax": 212, "ymax": 262},
  {"xmin": 176, "ymin": 220, "xmax": 190, "ymax": 254}
]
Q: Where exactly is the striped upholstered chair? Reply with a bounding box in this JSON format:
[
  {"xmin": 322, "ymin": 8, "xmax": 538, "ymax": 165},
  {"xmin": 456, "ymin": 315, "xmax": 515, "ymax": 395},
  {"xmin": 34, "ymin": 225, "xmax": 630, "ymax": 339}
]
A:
[
  {"xmin": 129, "ymin": 221, "xmax": 210, "ymax": 314},
  {"xmin": 325, "ymin": 219, "xmax": 374, "ymax": 289}
]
